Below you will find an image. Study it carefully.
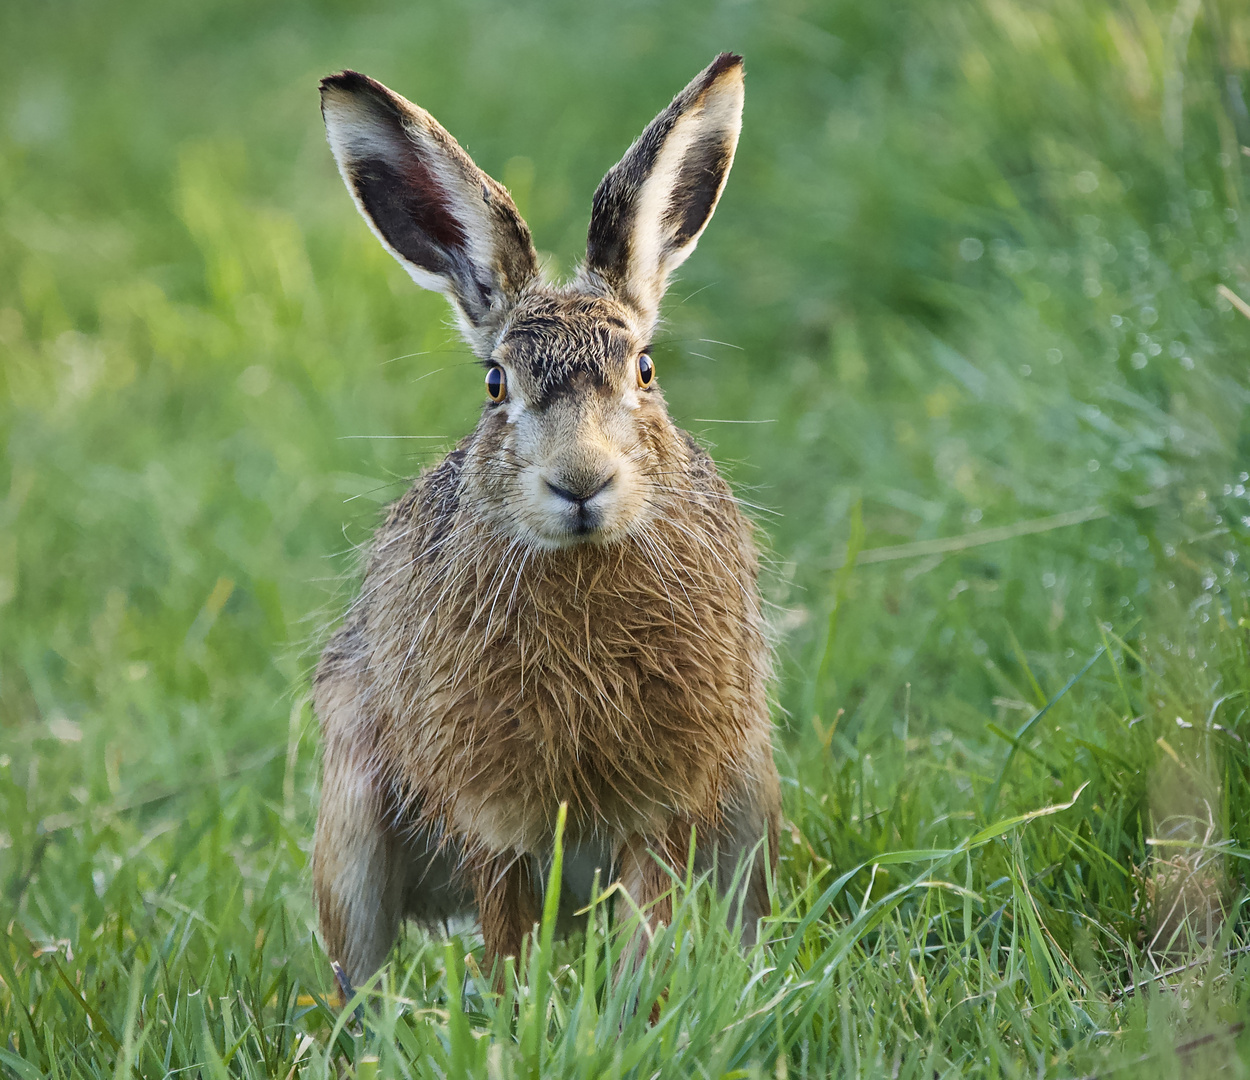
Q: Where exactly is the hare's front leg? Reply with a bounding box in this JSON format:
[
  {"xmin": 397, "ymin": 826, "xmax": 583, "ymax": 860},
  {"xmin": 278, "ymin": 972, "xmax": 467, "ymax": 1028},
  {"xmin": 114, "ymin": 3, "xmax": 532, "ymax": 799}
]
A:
[
  {"xmin": 312, "ymin": 674, "xmax": 404, "ymax": 991},
  {"xmin": 615, "ymin": 823, "xmax": 692, "ymax": 1022},
  {"xmin": 706, "ymin": 761, "xmax": 781, "ymax": 947},
  {"xmin": 470, "ymin": 852, "xmax": 541, "ymax": 989},
  {"xmin": 616, "ymin": 821, "xmax": 694, "ymax": 954}
]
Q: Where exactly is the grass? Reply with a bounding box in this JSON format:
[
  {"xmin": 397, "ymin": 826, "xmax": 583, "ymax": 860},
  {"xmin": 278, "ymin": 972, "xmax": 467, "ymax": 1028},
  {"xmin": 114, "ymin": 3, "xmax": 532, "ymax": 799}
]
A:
[{"xmin": 2, "ymin": 0, "xmax": 1250, "ymax": 1075}]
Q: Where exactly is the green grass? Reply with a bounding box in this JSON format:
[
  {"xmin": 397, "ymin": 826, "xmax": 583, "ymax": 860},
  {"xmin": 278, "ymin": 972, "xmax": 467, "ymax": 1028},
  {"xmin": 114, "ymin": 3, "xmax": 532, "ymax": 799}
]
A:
[{"xmin": 2, "ymin": 0, "xmax": 1250, "ymax": 1075}]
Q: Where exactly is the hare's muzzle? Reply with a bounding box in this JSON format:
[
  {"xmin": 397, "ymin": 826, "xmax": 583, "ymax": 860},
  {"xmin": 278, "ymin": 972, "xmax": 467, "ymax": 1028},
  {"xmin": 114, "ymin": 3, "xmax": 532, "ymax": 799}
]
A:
[
  {"xmin": 496, "ymin": 384, "xmax": 650, "ymax": 550},
  {"xmin": 543, "ymin": 470, "xmax": 617, "ymax": 536}
]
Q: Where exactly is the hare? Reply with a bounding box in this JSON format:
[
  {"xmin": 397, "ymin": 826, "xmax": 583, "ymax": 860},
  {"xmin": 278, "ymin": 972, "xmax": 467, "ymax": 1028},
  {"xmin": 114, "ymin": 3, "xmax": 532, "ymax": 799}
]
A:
[{"xmin": 313, "ymin": 53, "xmax": 779, "ymax": 995}]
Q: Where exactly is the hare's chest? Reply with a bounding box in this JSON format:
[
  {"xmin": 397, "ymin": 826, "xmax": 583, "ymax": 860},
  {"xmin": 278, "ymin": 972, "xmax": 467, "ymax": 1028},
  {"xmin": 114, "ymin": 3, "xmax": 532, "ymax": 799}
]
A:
[
  {"xmin": 410, "ymin": 636, "xmax": 737, "ymax": 849},
  {"xmin": 381, "ymin": 549, "xmax": 760, "ymax": 849}
]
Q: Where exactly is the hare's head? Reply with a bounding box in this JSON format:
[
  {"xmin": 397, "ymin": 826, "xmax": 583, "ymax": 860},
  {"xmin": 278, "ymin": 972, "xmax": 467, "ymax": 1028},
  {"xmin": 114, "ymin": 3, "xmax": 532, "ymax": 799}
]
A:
[{"xmin": 320, "ymin": 55, "xmax": 743, "ymax": 550}]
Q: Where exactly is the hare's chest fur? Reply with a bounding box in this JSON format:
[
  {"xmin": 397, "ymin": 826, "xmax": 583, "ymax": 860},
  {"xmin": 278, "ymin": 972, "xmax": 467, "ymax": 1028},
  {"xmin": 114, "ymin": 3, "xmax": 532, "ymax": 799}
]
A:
[{"xmin": 363, "ymin": 466, "xmax": 769, "ymax": 853}]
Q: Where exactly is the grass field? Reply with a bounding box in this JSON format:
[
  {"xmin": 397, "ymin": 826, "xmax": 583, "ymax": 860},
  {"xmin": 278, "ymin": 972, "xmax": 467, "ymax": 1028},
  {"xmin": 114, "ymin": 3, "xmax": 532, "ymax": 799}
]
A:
[{"xmin": 2, "ymin": 0, "xmax": 1250, "ymax": 1075}]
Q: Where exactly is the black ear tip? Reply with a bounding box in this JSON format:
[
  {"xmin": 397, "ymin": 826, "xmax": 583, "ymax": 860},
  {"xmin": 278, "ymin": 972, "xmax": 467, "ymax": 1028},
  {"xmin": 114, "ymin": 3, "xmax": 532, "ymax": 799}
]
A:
[
  {"xmin": 709, "ymin": 52, "xmax": 744, "ymax": 76},
  {"xmin": 319, "ymin": 69, "xmax": 399, "ymax": 108},
  {"xmin": 320, "ymin": 69, "xmax": 368, "ymax": 95},
  {"xmin": 320, "ymin": 70, "xmax": 406, "ymax": 122}
]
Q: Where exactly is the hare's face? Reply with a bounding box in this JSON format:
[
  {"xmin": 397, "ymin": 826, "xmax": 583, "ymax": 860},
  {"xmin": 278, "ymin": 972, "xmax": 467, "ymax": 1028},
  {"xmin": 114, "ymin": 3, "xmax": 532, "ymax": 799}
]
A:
[
  {"xmin": 463, "ymin": 294, "xmax": 671, "ymax": 550},
  {"xmin": 321, "ymin": 55, "xmax": 744, "ymax": 544}
]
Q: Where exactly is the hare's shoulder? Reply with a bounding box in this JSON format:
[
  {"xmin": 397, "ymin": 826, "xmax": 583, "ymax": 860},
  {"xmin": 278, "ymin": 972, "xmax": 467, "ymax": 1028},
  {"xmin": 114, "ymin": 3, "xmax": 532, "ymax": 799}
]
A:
[
  {"xmin": 676, "ymin": 428, "xmax": 755, "ymax": 536},
  {"xmin": 385, "ymin": 445, "xmax": 465, "ymax": 529},
  {"xmin": 371, "ymin": 444, "xmax": 467, "ymax": 561},
  {"xmin": 318, "ymin": 447, "xmax": 466, "ymax": 684},
  {"xmin": 677, "ymin": 428, "xmax": 734, "ymax": 489}
]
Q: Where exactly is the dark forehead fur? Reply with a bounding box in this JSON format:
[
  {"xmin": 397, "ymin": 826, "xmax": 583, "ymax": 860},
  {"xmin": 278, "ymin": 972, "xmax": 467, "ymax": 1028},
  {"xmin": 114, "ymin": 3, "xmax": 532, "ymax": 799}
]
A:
[{"xmin": 496, "ymin": 292, "xmax": 639, "ymax": 404}]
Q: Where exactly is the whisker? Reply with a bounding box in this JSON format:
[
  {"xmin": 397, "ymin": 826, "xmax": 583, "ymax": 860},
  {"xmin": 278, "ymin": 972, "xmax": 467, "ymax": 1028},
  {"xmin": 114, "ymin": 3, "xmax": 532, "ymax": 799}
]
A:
[
  {"xmin": 381, "ymin": 350, "xmax": 433, "ymax": 365},
  {"xmin": 675, "ymin": 281, "xmax": 718, "ymax": 304},
  {"xmin": 647, "ymin": 481, "xmax": 782, "ymax": 518},
  {"xmin": 343, "ymin": 480, "xmax": 411, "ymax": 504}
]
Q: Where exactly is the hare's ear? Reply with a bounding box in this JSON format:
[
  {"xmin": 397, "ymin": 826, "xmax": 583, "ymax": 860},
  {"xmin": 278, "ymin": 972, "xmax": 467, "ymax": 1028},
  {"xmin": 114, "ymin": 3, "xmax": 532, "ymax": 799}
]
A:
[
  {"xmin": 320, "ymin": 71, "xmax": 539, "ymax": 355},
  {"xmin": 583, "ymin": 53, "xmax": 743, "ymax": 329}
]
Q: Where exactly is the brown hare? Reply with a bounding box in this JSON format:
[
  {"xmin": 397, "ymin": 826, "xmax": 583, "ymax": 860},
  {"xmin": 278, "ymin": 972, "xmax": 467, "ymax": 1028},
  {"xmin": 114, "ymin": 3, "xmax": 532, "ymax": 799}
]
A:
[{"xmin": 313, "ymin": 52, "xmax": 779, "ymax": 996}]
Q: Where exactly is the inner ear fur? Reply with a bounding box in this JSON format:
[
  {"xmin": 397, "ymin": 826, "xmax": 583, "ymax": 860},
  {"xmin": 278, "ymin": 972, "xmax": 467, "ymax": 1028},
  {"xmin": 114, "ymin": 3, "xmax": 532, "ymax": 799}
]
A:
[
  {"xmin": 582, "ymin": 53, "xmax": 744, "ymax": 330},
  {"xmin": 320, "ymin": 70, "xmax": 538, "ymax": 356}
]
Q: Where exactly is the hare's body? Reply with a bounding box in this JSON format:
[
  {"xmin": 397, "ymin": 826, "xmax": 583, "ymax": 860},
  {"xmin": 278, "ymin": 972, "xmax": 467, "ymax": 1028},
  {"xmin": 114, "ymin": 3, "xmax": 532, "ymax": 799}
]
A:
[{"xmin": 313, "ymin": 56, "xmax": 779, "ymax": 989}]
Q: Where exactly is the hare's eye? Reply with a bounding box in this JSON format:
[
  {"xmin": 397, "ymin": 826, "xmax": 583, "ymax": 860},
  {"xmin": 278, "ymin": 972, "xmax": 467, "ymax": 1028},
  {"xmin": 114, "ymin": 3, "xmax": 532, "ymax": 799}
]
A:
[
  {"xmin": 485, "ymin": 365, "xmax": 507, "ymax": 403},
  {"xmin": 636, "ymin": 353, "xmax": 655, "ymax": 389}
]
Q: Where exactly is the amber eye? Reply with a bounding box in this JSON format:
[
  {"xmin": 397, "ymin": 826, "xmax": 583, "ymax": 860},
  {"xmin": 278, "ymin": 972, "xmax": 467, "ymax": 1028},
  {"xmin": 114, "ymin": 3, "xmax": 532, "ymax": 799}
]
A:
[
  {"xmin": 636, "ymin": 352, "xmax": 655, "ymax": 388},
  {"xmin": 485, "ymin": 365, "xmax": 507, "ymax": 403}
]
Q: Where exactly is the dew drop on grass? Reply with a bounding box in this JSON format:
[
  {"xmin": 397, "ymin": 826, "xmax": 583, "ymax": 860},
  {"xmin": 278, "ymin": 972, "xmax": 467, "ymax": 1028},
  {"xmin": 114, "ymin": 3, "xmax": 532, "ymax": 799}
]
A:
[
  {"xmin": 49, "ymin": 715, "xmax": 82, "ymax": 742},
  {"xmin": 1074, "ymin": 170, "xmax": 1099, "ymax": 193},
  {"xmin": 1012, "ymin": 249, "xmax": 1036, "ymax": 272},
  {"xmin": 11, "ymin": 77, "xmax": 69, "ymax": 146},
  {"xmin": 238, "ymin": 365, "xmax": 271, "ymax": 396}
]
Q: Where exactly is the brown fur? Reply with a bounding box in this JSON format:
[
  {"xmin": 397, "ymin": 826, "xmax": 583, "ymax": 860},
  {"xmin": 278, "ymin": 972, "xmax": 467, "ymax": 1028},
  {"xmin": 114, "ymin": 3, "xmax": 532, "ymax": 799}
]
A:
[{"xmin": 312, "ymin": 54, "xmax": 779, "ymax": 989}]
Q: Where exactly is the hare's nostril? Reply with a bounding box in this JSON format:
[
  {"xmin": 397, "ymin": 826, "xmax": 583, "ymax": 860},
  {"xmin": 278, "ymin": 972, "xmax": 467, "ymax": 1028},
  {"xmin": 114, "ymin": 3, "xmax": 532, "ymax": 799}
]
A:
[
  {"xmin": 544, "ymin": 479, "xmax": 581, "ymax": 505},
  {"xmin": 545, "ymin": 471, "xmax": 616, "ymax": 505},
  {"xmin": 584, "ymin": 471, "xmax": 616, "ymax": 500}
]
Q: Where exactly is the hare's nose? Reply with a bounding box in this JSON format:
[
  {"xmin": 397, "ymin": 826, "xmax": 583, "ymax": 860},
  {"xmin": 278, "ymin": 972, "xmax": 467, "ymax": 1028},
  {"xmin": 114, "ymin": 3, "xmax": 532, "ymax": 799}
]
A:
[{"xmin": 545, "ymin": 471, "xmax": 615, "ymax": 505}]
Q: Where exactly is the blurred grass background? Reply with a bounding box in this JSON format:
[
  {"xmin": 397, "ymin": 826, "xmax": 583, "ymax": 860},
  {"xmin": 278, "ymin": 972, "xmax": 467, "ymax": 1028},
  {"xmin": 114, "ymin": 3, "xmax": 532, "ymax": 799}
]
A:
[{"xmin": 2, "ymin": 0, "xmax": 1250, "ymax": 1076}]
